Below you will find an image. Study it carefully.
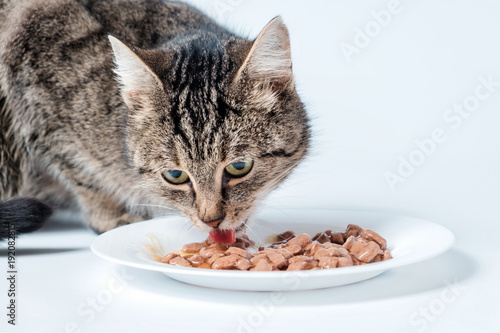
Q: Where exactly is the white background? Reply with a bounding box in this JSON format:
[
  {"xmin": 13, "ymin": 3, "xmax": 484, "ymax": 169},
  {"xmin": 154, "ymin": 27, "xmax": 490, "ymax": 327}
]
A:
[{"xmin": 2, "ymin": 0, "xmax": 500, "ymax": 332}]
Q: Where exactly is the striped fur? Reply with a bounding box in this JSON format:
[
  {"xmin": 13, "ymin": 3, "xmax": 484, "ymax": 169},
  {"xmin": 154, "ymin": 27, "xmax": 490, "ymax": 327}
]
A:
[{"xmin": 0, "ymin": 0, "xmax": 310, "ymax": 235}]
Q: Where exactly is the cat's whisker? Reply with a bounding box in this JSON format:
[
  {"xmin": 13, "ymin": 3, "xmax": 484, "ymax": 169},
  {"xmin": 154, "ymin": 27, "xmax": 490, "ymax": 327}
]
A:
[
  {"xmin": 272, "ymin": 174, "xmax": 320, "ymax": 188},
  {"xmin": 131, "ymin": 203, "xmax": 183, "ymax": 218},
  {"xmin": 257, "ymin": 172, "xmax": 291, "ymax": 198},
  {"xmin": 179, "ymin": 221, "xmax": 196, "ymax": 239},
  {"xmin": 254, "ymin": 205, "xmax": 294, "ymax": 220},
  {"xmin": 256, "ymin": 158, "xmax": 304, "ymax": 198},
  {"xmin": 247, "ymin": 219, "xmax": 282, "ymax": 237},
  {"xmin": 242, "ymin": 223, "xmax": 267, "ymax": 246},
  {"xmin": 131, "ymin": 203, "xmax": 178, "ymax": 211},
  {"xmin": 253, "ymin": 197, "xmax": 294, "ymax": 208},
  {"xmin": 255, "ymin": 178, "xmax": 320, "ymax": 203}
]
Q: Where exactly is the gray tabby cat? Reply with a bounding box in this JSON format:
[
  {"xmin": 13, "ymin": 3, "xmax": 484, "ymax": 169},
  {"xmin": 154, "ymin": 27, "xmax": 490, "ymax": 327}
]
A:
[{"xmin": 0, "ymin": 0, "xmax": 309, "ymax": 241}]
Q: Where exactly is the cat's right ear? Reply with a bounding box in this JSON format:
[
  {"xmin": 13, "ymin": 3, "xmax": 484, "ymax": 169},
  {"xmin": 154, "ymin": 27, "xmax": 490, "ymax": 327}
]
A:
[
  {"xmin": 232, "ymin": 17, "xmax": 294, "ymax": 107},
  {"xmin": 108, "ymin": 36, "xmax": 163, "ymax": 111}
]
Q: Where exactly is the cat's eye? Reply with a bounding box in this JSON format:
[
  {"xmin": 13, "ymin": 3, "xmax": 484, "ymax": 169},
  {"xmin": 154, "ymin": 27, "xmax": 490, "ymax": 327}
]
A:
[
  {"xmin": 225, "ymin": 159, "xmax": 253, "ymax": 178},
  {"xmin": 162, "ymin": 170, "xmax": 189, "ymax": 185}
]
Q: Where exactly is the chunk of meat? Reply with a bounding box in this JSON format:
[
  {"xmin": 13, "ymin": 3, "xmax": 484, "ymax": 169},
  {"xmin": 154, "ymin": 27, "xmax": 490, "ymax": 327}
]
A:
[
  {"xmin": 197, "ymin": 262, "xmax": 212, "ymax": 269},
  {"xmin": 383, "ymin": 249, "xmax": 392, "ymax": 260},
  {"xmin": 251, "ymin": 259, "xmax": 274, "ymax": 271},
  {"xmin": 207, "ymin": 243, "xmax": 230, "ymax": 251},
  {"xmin": 342, "ymin": 236, "xmax": 356, "ymax": 250},
  {"xmin": 350, "ymin": 241, "xmax": 381, "ymax": 263},
  {"xmin": 288, "ymin": 255, "xmax": 314, "ymax": 264},
  {"xmin": 322, "ymin": 242, "xmax": 342, "ymax": 249},
  {"xmin": 360, "ymin": 229, "xmax": 387, "ymax": 250},
  {"xmin": 181, "ymin": 242, "xmax": 206, "ymax": 253},
  {"xmin": 276, "ymin": 248, "xmax": 293, "ymax": 259},
  {"xmin": 250, "ymin": 253, "xmax": 269, "ymax": 266},
  {"xmin": 313, "ymin": 248, "xmax": 341, "ymax": 260},
  {"xmin": 160, "ymin": 252, "xmax": 179, "ymax": 263},
  {"xmin": 286, "ymin": 261, "xmax": 310, "ymax": 271},
  {"xmin": 187, "ymin": 254, "xmax": 205, "ymax": 266},
  {"xmin": 284, "ymin": 244, "xmax": 303, "ymax": 255},
  {"xmin": 277, "ymin": 230, "xmax": 295, "ymax": 242},
  {"xmin": 338, "ymin": 257, "xmax": 354, "ymax": 267},
  {"xmin": 212, "ymin": 254, "xmax": 241, "ymax": 270},
  {"xmin": 371, "ymin": 254, "xmax": 383, "ymax": 263},
  {"xmin": 199, "ymin": 247, "xmax": 224, "ymax": 259},
  {"xmin": 304, "ymin": 242, "xmax": 323, "ymax": 256},
  {"xmin": 318, "ymin": 257, "xmax": 339, "ymax": 269},
  {"xmin": 168, "ymin": 256, "xmax": 192, "ymax": 267},
  {"xmin": 225, "ymin": 247, "xmax": 252, "ymax": 260},
  {"xmin": 312, "ymin": 232, "xmax": 331, "ymax": 244},
  {"xmin": 287, "ymin": 255, "xmax": 317, "ymax": 269},
  {"xmin": 264, "ymin": 250, "xmax": 288, "ymax": 269},
  {"xmin": 207, "ymin": 253, "xmax": 225, "ymax": 265},
  {"xmin": 330, "ymin": 232, "xmax": 345, "ymax": 245},
  {"xmin": 236, "ymin": 234, "xmax": 256, "ymax": 247},
  {"xmin": 338, "ymin": 247, "xmax": 351, "ymax": 258},
  {"xmin": 286, "ymin": 259, "xmax": 317, "ymax": 270},
  {"xmin": 287, "ymin": 233, "xmax": 312, "ymax": 248},
  {"xmin": 344, "ymin": 224, "xmax": 363, "ymax": 238},
  {"xmin": 235, "ymin": 258, "xmax": 252, "ymax": 270}
]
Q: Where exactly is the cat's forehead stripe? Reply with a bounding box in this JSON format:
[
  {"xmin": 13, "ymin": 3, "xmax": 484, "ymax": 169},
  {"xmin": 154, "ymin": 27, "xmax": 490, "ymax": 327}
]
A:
[{"xmin": 165, "ymin": 42, "xmax": 239, "ymax": 162}]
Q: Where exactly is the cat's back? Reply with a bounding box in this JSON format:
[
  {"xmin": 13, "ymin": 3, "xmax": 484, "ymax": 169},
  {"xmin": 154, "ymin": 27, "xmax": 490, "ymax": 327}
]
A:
[
  {"xmin": 0, "ymin": 0, "xmax": 223, "ymax": 52},
  {"xmin": 0, "ymin": 0, "xmax": 225, "ymax": 124},
  {"xmin": 77, "ymin": 0, "xmax": 225, "ymax": 48}
]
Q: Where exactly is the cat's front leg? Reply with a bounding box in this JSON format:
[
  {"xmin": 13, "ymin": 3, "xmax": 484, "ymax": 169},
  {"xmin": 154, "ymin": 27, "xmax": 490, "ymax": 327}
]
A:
[
  {"xmin": 73, "ymin": 185, "xmax": 147, "ymax": 233},
  {"xmin": 89, "ymin": 211, "xmax": 147, "ymax": 234}
]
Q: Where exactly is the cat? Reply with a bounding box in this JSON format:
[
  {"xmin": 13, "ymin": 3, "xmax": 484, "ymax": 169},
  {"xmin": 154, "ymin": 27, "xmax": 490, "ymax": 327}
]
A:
[{"xmin": 0, "ymin": 0, "xmax": 310, "ymax": 241}]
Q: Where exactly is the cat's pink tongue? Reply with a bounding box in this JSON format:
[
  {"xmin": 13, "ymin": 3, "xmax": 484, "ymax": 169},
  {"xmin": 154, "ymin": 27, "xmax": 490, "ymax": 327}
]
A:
[{"xmin": 209, "ymin": 228, "xmax": 236, "ymax": 244}]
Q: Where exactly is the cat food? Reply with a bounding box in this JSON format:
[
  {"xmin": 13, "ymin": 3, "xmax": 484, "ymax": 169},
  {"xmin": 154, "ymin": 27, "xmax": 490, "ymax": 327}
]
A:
[{"xmin": 157, "ymin": 224, "xmax": 392, "ymax": 271}]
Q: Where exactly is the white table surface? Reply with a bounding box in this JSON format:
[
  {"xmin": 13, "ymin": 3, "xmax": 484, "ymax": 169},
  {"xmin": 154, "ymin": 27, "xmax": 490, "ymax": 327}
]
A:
[
  {"xmin": 2, "ymin": 0, "xmax": 500, "ymax": 332},
  {"xmin": 1, "ymin": 209, "xmax": 498, "ymax": 333}
]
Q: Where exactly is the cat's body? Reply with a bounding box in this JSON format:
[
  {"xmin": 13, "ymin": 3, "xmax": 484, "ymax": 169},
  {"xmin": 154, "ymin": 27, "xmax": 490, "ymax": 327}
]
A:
[{"xmin": 0, "ymin": 0, "xmax": 309, "ymax": 239}]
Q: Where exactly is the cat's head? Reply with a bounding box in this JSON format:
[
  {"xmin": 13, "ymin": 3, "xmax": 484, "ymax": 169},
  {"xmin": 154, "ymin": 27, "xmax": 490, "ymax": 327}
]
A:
[{"xmin": 109, "ymin": 17, "xmax": 309, "ymax": 235}]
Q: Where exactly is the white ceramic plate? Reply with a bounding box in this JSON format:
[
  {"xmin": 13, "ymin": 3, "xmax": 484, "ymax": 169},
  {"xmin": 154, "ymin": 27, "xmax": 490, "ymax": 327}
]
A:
[{"xmin": 91, "ymin": 209, "xmax": 454, "ymax": 291}]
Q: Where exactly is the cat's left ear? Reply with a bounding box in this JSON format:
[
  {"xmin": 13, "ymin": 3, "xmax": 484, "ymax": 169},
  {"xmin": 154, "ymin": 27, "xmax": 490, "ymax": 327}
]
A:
[
  {"xmin": 233, "ymin": 17, "xmax": 294, "ymax": 101},
  {"xmin": 108, "ymin": 36, "xmax": 163, "ymax": 111}
]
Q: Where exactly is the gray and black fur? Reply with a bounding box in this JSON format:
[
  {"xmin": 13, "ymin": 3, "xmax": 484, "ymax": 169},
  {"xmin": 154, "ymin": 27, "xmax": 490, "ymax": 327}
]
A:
[
  {"xmin": 0, "ymin": 198, "xmax": 53, "ymax": 239},
  {"xmin": 0, "ymin": 0, "xmax": 310, "ymax": 239}
]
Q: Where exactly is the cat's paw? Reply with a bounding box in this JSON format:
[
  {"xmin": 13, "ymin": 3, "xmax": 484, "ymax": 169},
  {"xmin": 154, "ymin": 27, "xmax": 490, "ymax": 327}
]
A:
[{"xmin": 89, "ymin": 212, "xmax": 150, "ymax": 234}]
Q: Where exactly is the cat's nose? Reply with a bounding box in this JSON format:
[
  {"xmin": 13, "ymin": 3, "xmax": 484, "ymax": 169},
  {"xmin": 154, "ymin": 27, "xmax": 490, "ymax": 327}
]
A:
[{"xmin": 203, "ymin": 219, "xmax": 223, "ymax": 228}]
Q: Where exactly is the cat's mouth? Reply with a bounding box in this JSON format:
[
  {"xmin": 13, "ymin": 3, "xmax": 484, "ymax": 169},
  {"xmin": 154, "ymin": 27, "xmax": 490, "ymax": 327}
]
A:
[{"xmin": 208, "ymin": 221, "xmax": 247, "ymax": 244}]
